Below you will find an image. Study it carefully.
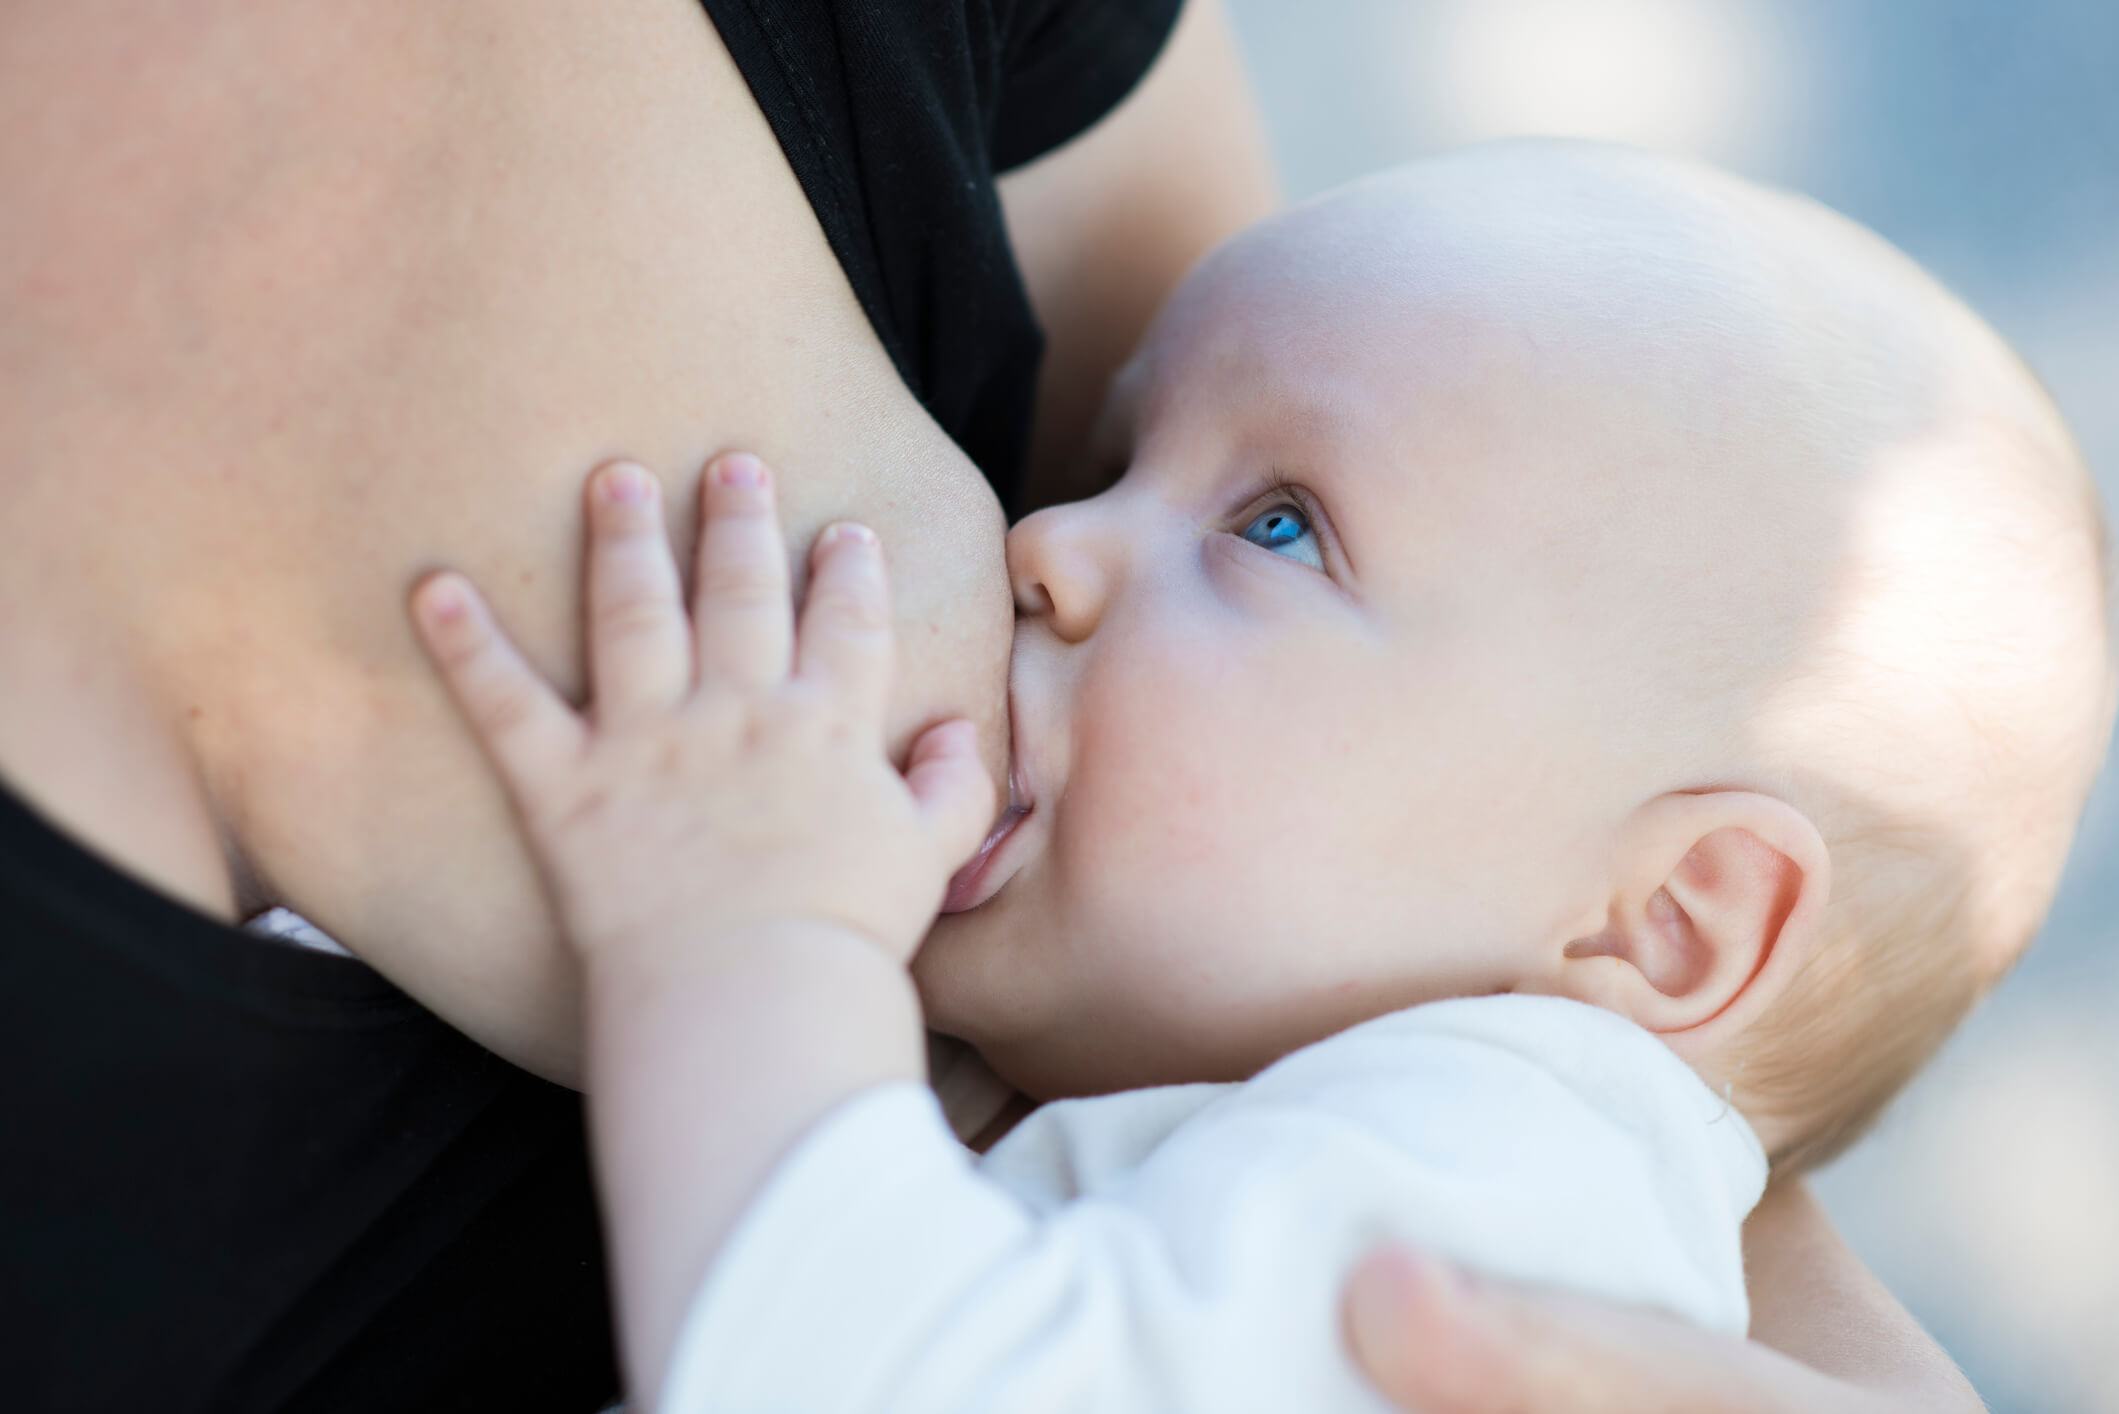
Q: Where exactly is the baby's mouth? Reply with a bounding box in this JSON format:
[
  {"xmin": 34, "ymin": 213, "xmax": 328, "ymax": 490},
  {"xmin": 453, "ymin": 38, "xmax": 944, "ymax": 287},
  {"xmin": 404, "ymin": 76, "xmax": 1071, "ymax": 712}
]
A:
[{"xmin": 940, "ymin": 736, "xmax": 1033, "ymax": 915}]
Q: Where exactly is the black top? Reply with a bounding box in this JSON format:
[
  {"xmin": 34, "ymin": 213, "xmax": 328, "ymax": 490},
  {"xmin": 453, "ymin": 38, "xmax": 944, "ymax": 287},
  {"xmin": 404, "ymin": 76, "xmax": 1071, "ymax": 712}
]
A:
[
  {"xmin": 0, "ymin": 3, "xmax": 1179, "ymax": 1410},
  {"xmin": 702, "ymin": 0, "xmax": 1184, "ymax": 507},
  {"xmin": 0, "ymin": 784, "xmax": 615, "ymax": 1413}
]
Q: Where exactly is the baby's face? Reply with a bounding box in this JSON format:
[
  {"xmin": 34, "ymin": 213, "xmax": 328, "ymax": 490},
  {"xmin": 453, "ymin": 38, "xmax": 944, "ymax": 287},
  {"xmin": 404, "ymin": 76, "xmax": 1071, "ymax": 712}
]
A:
[{"xmin": 913, "ymin": 169, "xmax": 1831, "ymax": 1099}]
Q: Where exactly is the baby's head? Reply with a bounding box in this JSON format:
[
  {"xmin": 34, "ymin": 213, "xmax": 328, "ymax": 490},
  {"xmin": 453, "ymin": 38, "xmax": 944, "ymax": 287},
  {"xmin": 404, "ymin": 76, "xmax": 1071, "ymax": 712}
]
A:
[{"xmin": 919, "ymin": 141, "xmax": 2114, "ymax": 1172}]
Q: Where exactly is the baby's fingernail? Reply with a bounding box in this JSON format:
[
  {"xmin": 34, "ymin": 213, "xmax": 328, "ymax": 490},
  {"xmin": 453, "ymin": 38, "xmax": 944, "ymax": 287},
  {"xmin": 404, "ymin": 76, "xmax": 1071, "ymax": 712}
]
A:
[
  {"xmin": 418, "ymin": 575, "xmax": 468, "ymax": 626},
  {"xmin": 600, "ymin": 462, "xmax": 655, "ymax": 505},
  {"xmin": 822, "ymin": 521, "xmax": 877, "ymax": 548},
  {"xmin": 717, "ymin": 454, "xmax": 767, "ymax": 489}
]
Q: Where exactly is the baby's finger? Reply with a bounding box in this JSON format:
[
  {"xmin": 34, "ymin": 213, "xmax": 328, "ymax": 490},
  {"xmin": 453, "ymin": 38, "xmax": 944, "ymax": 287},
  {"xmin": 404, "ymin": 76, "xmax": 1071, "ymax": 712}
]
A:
[
  {"xmin": 693, "ymin": 454, "xmax": 794, "ymax": 691},
  {"xmin": 796, "ymin": 523, "xmax": 893, "ymax": 730},
  {"xmin": 584, "ymin": 463, "xmax": 691, "ymax": 719},
  {"xmin": 411, "ymin": 572, "xmax": 585, "ymax": 805},
  {"xmin": 905, "ymin": 720, "xmax": 996, "ymax": 877}
]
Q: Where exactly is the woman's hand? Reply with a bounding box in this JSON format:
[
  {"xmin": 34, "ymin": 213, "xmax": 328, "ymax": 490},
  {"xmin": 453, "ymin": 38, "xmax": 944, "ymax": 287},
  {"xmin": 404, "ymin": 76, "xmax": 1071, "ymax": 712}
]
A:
[
  {"xmin": 1344, "ymin": 1180, "xmax": 1985, "ymax": 1414},
  {"xmin": 408, "ymin": 454, "xmax": 993, "ymax": 977}
]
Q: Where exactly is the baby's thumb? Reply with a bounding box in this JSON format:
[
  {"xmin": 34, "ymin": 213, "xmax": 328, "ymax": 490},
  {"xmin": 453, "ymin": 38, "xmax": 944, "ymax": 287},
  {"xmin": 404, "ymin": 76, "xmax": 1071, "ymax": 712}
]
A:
[{"xmin": 905, "ymin": 719, "xmax": 995, "ymax": 872}]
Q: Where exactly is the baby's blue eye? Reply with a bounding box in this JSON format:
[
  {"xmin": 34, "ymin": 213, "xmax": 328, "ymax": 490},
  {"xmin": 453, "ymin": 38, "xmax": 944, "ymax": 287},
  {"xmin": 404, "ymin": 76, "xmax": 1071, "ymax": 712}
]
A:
[{"xmin": 1240, "ymin": 504, "xmax": 1324, "ymax": 570}]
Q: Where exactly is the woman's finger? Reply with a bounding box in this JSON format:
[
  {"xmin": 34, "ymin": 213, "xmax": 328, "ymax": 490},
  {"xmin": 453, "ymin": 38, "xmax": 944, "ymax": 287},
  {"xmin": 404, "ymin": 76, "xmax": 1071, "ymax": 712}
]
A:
[
  {"xmin": 903, "ymin": 719, "xmax": 996, "ymax": 875},
  {"xmin": 584, "ymin": 462, "xmax": 692, "ymax": 718},
  {"xmin": 1342, "ymin": 1246, "xmax": 1879, "ymax": 1414},
  {"xmin": 692, "ymin": 454, "xmax": 794, "ymax": 691},
  {"xmin": 795, "ymin": 522, "xmax": 893, "ymax": 730},
  {"xmin": 411, "ymin": 572, "xmax": 585, "ymax": 805}
]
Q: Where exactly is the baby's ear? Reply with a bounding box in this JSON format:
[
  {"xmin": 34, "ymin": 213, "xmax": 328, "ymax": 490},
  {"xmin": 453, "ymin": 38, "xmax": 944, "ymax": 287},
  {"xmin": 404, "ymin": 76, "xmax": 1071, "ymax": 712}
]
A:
[{"xmin": 1545, "ymin": 792, "xmax": 1830, "ymax": 1062}]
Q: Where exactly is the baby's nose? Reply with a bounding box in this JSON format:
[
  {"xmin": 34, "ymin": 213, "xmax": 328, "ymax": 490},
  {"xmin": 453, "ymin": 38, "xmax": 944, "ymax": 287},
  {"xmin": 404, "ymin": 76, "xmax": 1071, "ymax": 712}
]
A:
[{"xmin": 1007, "ymin": 504, "xmax": 1113, "ymax": 642}]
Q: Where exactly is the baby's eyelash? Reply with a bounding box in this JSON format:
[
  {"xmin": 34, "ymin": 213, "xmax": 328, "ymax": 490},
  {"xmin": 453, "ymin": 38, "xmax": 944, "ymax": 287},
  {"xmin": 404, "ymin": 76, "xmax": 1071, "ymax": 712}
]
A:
[
  {"xmin": 1227, "ymin": 471, "xmax": 1342, "ymax": 578},
  {"xmin": 1241, "ymin": 472, "xmax": 1323, "ymax": 539},
  {"xmin": 1229, "ymin": 470, "xmax": 1303, "ymax": 528},
  {"xmin": 1257, "ymin": 467, "xmax": 1304, "ymax": 503}
]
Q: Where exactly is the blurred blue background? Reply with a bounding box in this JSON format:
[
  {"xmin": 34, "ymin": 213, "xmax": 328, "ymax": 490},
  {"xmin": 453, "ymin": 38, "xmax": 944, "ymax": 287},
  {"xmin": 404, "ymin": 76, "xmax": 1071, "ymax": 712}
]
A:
[{"xmin": 1217, "ymin": 3, "xmax": 2119, "ymax": 1409}]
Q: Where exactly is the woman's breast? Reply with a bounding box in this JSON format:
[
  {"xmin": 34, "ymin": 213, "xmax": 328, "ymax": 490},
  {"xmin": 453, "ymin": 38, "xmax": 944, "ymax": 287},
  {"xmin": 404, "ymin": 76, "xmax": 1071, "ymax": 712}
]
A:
[{"xmin": 1, "ymin": 0, "xmax": 1012, "ymax": 1078}]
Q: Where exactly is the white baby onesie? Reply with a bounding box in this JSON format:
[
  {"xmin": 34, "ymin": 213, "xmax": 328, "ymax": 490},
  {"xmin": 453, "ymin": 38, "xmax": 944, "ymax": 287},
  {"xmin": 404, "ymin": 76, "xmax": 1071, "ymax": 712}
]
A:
[{"xmin": 662, "ymin": 993, "xmax": 1766, "ymax": 1414}]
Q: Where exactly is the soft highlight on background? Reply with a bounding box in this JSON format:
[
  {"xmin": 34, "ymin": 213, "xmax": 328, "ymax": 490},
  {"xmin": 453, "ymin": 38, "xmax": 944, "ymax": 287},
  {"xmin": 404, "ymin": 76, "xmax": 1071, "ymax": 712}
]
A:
[{"xmin": 1218, "ymin": 3, "xmax": 2119, "ymax": 1410}]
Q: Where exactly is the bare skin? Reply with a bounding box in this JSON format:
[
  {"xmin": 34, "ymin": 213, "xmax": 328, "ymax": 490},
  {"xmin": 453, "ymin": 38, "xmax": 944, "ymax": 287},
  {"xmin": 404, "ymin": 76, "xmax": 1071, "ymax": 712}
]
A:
[
  {"xmin": 2, "ymin": 0, "xmax": 994, "ymax": 1081},
  {"xmin": 0, "ymin": 0, "xmax": 1262, "ymax": 1081},
  {"xmin": 0, "ymin": 2, "xmax": 1984, "ymax": 1407}
]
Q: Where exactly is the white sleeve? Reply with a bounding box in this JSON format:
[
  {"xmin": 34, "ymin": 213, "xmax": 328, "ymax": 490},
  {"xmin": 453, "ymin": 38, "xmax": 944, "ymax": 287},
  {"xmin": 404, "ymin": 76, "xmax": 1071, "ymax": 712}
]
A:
[{"xmin": 659, "ymin": 996, "xmax": 1764, "ymax": 1414}]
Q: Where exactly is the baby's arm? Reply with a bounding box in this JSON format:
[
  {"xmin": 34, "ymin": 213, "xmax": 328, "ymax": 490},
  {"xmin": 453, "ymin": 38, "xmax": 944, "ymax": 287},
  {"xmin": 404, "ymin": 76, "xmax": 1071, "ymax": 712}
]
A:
[{"xmin": 409, "ymin": 455, "xmax": 992, "ymax": 1403}]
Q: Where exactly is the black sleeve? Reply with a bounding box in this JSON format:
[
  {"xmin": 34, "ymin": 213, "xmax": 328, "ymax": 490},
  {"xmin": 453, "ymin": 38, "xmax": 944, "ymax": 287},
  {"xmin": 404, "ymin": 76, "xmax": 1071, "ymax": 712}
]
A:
[
  {"xmin": 698, "ymin": 0, "xmax": 1183, "ymax": 507},
  {"xmin": 993, "ymin": 0, "xmax": 1186, "ymax": 171}
]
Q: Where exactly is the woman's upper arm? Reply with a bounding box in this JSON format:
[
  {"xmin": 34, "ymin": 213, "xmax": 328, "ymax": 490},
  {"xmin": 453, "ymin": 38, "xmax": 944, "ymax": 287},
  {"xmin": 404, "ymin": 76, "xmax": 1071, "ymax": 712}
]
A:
[{"xmin": 998, "ymin": 0, "xmax": 1281, "ymax": 510}]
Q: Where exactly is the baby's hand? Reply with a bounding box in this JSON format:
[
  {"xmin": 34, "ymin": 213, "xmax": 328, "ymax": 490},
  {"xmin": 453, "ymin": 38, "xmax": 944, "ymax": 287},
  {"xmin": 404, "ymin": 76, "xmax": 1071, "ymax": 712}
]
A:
[{"xmin": 409, "ymin": 455, "xmax": 994, "ymax": 975}]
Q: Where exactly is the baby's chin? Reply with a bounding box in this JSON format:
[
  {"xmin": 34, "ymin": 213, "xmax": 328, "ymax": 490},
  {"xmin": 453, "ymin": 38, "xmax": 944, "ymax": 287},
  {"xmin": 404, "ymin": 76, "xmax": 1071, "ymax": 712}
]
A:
[
  {"xmin": 909, "ymin": 928, "xmax": 1089, "ymax": 1097},
  {"xmin": 909, "ymin": 911, "xmax": 1019, "ymax": 1044}
]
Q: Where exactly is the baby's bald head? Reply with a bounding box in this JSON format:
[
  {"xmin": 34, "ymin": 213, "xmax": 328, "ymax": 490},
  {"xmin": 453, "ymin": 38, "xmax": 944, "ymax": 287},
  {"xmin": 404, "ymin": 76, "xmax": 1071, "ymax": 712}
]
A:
[
  {"xmin": 1208, "ymin": 142, "xmax": 2115, "ymax": 1165},
  {"xmin": 921, "ymin": 143, "xmax": 2109, "ymax": 1144}
]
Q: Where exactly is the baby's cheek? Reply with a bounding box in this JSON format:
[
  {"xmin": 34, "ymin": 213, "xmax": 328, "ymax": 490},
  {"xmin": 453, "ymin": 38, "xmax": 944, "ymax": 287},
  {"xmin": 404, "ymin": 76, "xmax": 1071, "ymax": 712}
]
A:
[{"xmin": 1067, "ymin": 711, "xmax": 1230, "ymax": 886}]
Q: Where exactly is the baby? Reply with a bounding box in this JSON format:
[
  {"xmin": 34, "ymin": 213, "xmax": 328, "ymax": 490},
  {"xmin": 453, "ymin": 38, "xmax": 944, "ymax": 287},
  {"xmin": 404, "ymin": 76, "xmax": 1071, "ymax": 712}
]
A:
[{"xmin": 410, "ymin": 141, "xmax": 2114, "ymax": 1411}]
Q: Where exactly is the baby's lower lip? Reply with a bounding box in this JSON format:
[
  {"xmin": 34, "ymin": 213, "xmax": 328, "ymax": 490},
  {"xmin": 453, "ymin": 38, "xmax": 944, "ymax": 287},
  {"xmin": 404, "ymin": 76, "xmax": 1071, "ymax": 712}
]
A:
[
  {"xmin": 940, "ymin": 803, "xmax": 1029, "ymax": 914},
  {"xmin": 941, "ymin": 744, "xmax": 1032, "ymax": 914}
]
